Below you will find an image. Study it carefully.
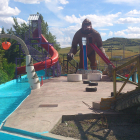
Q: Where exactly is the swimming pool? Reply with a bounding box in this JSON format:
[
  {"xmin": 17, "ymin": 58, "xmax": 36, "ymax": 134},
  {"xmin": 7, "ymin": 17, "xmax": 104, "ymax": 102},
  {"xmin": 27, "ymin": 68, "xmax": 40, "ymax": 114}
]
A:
[
  {"xmin": 0, "ymin": 70, "xmax": 50, "ymax": 125},
  {"xmin": 0, "ymin": 132, "xmax": 32, "ymax": 140},
  {"xmin": 0, "ymin": 76, "xmax": 31, "ymax": 125},
  {"xmin": 0, "ymin": 70, "xmax": 59, "ymax": 139}
]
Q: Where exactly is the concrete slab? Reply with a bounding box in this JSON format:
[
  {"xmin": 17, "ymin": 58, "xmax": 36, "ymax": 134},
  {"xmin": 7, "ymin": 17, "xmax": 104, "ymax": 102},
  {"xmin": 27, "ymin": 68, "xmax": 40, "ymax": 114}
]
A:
[{"xmin": 4, "ymin": 76, "xmax": 136, "ymax": 134}]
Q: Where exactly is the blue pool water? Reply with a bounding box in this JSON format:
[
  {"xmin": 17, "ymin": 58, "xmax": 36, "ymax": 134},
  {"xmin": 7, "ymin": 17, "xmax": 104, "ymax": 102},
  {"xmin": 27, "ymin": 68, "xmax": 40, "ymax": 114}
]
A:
[
  {"xmin": 0, "ymin": 76, "xmax": 31, "ymax": 125},
  {"xmin": 0, "ymin": 70, "xmax": 49, "ymax": 125},
  {"xmin": 0, "ymin": 70, "xmax": 59, "ymax": 139},
  {"xmin": 0, "ymin": 132, "xmax": 32, "ymax": 140}
]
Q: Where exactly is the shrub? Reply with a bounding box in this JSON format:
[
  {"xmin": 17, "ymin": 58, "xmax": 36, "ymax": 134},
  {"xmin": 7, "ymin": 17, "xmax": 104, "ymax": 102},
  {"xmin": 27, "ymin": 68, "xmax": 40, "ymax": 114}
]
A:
[
  {"xmin": 2, "ymin": 58, "xmax": 16, "ymax": 80},
  {"xmin": 0, "ymin": 69, "xmax": 9, "ymax": 84}
]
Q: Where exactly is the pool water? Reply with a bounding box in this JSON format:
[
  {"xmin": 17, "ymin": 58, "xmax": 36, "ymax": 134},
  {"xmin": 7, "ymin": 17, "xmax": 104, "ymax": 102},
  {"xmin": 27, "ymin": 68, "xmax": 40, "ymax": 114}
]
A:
[
  {"xmin": 0, "ymin": 78, "xmax": 31, "ymax": 125},
  {"xmin": 0, "ymin": 132, "xmax": 32, "ymax": 140},
  {"xmin": 0, "ymin": 70, "xmax": 48, "ymax": 125},
  {"xmin": 0, "ymin": 70, "xmax": 59, "ymax": 139}
]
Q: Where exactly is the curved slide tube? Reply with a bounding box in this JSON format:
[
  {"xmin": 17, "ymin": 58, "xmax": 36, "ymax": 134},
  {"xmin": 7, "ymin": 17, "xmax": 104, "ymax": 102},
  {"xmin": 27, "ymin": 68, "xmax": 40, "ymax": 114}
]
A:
[
  {"xmin": 17, "ymin": 34, "xmax": 58, "ymax": 75},
  {"xmin": 89, "ymin": 43, "xmax": 115, "ymax": 68}
]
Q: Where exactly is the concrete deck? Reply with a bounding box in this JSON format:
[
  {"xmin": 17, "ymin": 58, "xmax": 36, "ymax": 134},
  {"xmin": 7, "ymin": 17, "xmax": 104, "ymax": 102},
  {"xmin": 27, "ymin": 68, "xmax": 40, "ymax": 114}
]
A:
[{"xmin": 4, "ymin": 76, "xmax": 136, "ymax": 134}]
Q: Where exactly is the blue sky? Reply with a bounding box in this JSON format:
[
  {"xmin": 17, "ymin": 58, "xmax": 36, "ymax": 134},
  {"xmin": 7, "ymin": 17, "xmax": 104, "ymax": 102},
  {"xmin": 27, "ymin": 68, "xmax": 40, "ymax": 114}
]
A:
[{"xmin": 1, "ymin": 0, "xmax": 140, "ymax": 48}]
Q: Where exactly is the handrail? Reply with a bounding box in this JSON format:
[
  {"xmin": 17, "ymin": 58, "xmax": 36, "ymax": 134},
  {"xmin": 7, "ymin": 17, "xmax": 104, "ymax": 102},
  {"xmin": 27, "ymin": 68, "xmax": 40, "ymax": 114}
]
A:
[
  {"xmin": 62, "ymin": 53, "xmax": 79, "ymax": 74},
  {"xmin": 113, "ymin": 56, "xmax": 140, "ymax": 97},
  {"xmin": 112, "ymin": 54, "xmax": 140, "ymax": 67}
]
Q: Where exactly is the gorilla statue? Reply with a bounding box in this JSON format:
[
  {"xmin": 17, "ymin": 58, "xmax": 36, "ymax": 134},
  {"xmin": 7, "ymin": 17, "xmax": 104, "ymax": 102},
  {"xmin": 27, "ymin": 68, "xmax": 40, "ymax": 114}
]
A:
[{"xmin": 67, "ymin": 18, "xmax": 107, "ymax": 70}]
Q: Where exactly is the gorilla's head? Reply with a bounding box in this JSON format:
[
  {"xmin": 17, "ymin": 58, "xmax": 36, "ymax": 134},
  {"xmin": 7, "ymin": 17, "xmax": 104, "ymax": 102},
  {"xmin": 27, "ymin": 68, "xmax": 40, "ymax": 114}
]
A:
[{"xmin": 82, "ymin": 18, "xmax": 92, "ymax": 34}]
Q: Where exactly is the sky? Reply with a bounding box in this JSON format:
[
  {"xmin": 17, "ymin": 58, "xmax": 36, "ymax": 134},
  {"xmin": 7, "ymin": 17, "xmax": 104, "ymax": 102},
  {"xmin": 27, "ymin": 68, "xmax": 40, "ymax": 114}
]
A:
[{"xmin": 1, "ymin": 0, "xmax": 140, "ymax": 48}]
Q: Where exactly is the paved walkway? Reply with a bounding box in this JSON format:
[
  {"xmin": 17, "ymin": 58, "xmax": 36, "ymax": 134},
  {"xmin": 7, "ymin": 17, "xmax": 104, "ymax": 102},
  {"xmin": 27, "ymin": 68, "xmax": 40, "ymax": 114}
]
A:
[{"xmin": 4, "ymin": 76, "xmax": 136, "ymax": 135}]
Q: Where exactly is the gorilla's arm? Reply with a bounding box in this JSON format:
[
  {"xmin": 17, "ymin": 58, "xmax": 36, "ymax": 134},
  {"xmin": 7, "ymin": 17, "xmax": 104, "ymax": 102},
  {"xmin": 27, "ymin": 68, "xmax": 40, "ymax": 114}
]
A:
[{"xmin": 67, "ymin": 31, "xmax": 79, "ymax": 61}]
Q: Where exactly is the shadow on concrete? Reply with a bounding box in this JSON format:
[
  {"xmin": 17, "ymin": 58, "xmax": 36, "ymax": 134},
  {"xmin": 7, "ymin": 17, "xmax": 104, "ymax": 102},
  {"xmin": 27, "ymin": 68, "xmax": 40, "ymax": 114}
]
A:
[{"xmin": 60, "ymin": 113, "xmax": 140, "ymax": 140}]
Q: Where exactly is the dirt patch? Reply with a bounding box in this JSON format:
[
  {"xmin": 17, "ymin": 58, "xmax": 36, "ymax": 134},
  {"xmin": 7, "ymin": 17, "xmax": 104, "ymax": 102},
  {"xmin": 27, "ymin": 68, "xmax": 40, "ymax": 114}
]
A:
[{"xmin": 51, "ymin": 114, "xmax": 140, "ymax": 140}]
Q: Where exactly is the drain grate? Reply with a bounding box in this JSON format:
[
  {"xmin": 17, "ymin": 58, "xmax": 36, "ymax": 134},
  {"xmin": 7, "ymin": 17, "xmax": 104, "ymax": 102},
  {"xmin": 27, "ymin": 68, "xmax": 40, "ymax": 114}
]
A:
[{"xmin": 39, "ymin": 104, "xmax": 58, "ymax": 107}]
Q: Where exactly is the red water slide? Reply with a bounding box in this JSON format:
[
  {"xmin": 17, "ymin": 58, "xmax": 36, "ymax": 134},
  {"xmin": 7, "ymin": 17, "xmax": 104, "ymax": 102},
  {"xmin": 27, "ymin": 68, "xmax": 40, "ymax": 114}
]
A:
[
  {"xmin": 89, "ymin": 43, "xmax": 115, "ymax": 68},
  {"xmin": 16, "ymin": 34, "xmax": 58, "ymax": 75}
]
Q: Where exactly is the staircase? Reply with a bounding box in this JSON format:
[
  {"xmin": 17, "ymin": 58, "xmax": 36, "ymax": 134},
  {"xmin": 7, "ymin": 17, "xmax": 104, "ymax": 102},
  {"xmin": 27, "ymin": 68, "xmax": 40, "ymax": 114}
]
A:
[
  {"xmin": 62, "ymin": 54, "xmax": 79, "ymax": 74},
  {"xmin": 115, "ymin": 89, "xmax": 140, "ymax": 113},
  {"xmin": 20, "ymin": 44, "xmax": 47, "ymax": 62}
]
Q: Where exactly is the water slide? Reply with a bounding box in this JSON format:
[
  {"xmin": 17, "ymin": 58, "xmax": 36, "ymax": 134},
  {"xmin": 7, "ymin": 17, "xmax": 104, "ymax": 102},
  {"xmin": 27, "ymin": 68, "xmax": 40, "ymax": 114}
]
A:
[
  {"xmin": 89, "ymin": 43, "xmax": 115, "ymax": 68},
  {"xmin": 17, "ymin": 34, "xmax": 58, "ymax": 75}
]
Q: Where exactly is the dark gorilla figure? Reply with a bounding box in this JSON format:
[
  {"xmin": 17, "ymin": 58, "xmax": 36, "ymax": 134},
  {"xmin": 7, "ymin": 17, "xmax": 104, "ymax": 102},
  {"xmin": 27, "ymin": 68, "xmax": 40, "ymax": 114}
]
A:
[{"xmin": 67, "ymin": 18, "xmax": 107, "ymax": 69}]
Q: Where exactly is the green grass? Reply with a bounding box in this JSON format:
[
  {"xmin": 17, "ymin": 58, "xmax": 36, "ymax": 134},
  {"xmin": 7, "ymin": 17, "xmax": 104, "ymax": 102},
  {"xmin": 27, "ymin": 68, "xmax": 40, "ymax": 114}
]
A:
[
  {"xmin": 125, "ymin": 46, "xmax": 140, "ymax": 53},
  {"xmin": 58, "ymin": 45, "xmax": 140, "ymax": 67},
  {"xmin": 58, "ymin": 47, "xmax": 71, "ymax": 54}
]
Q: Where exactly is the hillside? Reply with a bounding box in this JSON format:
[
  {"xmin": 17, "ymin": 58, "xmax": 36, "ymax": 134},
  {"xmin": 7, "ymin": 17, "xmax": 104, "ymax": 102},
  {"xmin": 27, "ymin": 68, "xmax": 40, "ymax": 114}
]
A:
[
  {"xmin": 58, "ymin": 37, "xmax": 140, "ymax": 66},
  {"xmin": 103, "ymin": 37, "xmax": 140, "ymax": 47},
  {"xmin": 59, "ymin": 38, "xmax": 140, "ymax": 51}
]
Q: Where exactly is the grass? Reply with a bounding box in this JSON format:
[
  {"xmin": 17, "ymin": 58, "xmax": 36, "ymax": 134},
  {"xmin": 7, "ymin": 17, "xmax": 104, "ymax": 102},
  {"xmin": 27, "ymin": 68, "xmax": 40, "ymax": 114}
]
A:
[
  {"xmin": 58, "ymin": 45, "xmax": 140, "ymax": 73},
  {"xmin": 58, "ymin": 47, "xmax": 71, "ymax": 54},
  {"xmin": 125, "ymin": 46, "xmax": 140, "ymax": 53}
]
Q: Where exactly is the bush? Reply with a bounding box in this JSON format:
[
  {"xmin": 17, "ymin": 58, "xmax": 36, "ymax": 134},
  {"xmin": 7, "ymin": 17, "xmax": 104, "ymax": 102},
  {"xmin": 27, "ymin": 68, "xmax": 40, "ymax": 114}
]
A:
[
  {"xmin": 2, "ymin": 58, "xmax": 16, "ymax": 80},
  {"xmin": 0, "ymin": 69, "xmax": 9, "ymax": 84}
]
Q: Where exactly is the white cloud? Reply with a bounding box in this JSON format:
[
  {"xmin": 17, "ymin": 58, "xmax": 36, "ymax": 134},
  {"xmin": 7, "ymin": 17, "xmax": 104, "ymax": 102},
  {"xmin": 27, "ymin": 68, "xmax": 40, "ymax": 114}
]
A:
[
  {"xmin": 44, "ymin": 0, "xmax": 69, "ymax": 18},
  {"xmin": 0, "ymin": 7, "xmax": 20, "ymax": 17},
  {"xmin": 14, "ymin": 0, "xmax": 69, "ymax": 4},
  {"xmin": 50, "ymin": 12, "xmax": 123, "ymax": 48},
  {"xmin": 0, "ymin": 28, "xmax": 2, "ymax": 34},
  {"xmin": 100, "ymin": 32, "xmax": 107, "ymax": 36},
  {"xmin": 114, "ymin": 31, "xmax": 126, "ymax": 36},
  {"xmin": 117, "ymin": 17, "xmax": 140, "ymax": 24},
  {"xmin": 0, "ymin": 0, "xmax": 20, "ymax": 17},
  {"xmin": 17, "ymin": 18, "xmax": 27, "ymax": 25},
  {"xmin": 105, "ymin": 0, "xmax": 140, "ymax": 5},
  {"xmin": 109, "ymin": 31, "xmax": 113, "ymax": 36},
  {"xmin": 58, "ymin": 6, "xmax": 63, "ymax": 10},
  {"xmin": 50, "ymin": 11, "xmax": 140, "ymax": 48},
  {"xmin": 114, "ymin": 27, "xmax": 140, "ymax": 38},
  {"xmin": 0, "ymin": 0, "xmax": 25, "ymax": 31},
  {"xmin": 65, "ymin": 15, "xmax": 81, "ymax": 24},
  {"xmin": 14, "ymin": 0, "xmax": 44, "ymax": 4},
  {"xmin": 126, "ymin": 10, "xmax": 140, "ymax": 17},
  {"xmin": 65, "ymin": 12, "xmax": 121, "ymax": 28},
  {"xmin": 59, "ymin": 0, "xmax": 69, "ymax": 4},
  {"xmin": 50, "ymin": 24, "xmax": 80, "ymax": 48},
  {"xmin": 125, "ymin": 27, "xmax": 140, "ymax": 34},
  {"xmin": 0, "ymin": 17, "xmax": 27, "ymax": 30},
  {"xmin": 127, "ymin": 9, "xmax": 140, "ymax": 15}
]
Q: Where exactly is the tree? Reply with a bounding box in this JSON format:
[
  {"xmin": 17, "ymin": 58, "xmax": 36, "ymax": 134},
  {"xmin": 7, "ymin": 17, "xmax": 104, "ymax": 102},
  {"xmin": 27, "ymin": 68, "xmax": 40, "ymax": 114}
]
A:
[
  {"xmin": 3, "ymin": 18, "xmax": 29, "ymax": 64},
  {"xmin": 1, "ymin": 27, "xmax": 5, "ymax": 34},
  {"xmin": 0, "ymin": 14, "xmax": 61, "ymax": 84},
  {"xmin": 39, "ymin": 13, "xmax": 61, "ymax": 51},
  {"xmin": 0, "ymin": 27, "xmax": 13, "ymax": 84}
]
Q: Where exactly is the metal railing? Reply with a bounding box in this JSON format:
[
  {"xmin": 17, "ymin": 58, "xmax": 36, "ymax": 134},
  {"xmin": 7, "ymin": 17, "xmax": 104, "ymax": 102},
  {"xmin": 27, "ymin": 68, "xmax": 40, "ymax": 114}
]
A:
[
  {"xmin": 62, "ymin": 54, "xmax": 79, "ymax": 74},
  {"xmin": 112, "ymin": 54, "xmax": 140, "ymax": 67},
  {"xmin": 113, "ymin": 55, "xmax": 140, "ymax": 98}
]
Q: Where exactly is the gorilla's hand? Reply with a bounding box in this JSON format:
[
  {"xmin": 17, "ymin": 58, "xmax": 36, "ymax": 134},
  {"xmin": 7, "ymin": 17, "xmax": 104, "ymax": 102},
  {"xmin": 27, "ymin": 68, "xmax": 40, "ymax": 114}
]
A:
[
  {"xmin": 100, "ymin": 47, "xmax": 109, "ymax": 59},
  {"xmin": 67, "ymin": 53, "xmax": 74, "ymax": 61}
]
